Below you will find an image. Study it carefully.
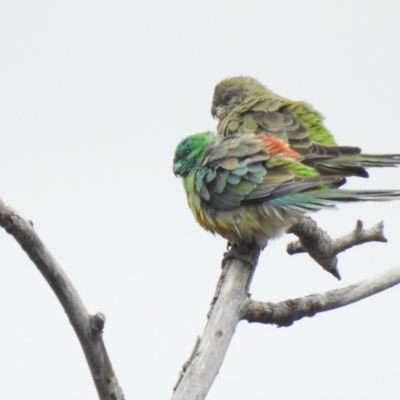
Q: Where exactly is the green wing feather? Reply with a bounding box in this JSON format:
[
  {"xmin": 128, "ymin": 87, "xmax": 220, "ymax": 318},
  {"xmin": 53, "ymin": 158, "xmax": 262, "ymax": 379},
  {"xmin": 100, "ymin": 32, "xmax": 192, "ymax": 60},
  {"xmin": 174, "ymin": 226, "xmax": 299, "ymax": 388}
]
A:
[
  {"xmin": 218, "ymin": 95, "xmax": 338, "ymax": 148},
  {"xmin": 193, "ymin": 134, "xmax": 342, "ymax": 211},
  {"xmin": 214, "ymin": 78, "xmax": 400, "ymax": 178},
  {"xmin": 175, "ymin": 131, "xmax": 400, "ymax": 246}
]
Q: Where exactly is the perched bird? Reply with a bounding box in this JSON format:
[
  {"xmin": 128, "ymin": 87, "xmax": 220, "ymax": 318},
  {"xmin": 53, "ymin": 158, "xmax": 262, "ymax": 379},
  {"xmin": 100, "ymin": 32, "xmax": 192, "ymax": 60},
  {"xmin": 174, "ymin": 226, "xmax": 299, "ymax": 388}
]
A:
[
  {"xmin": 173, "ymin": 132, "xmax": 400, "ymax": 251},
  {"xmin": 211, "ymin": 76, "xmax": 400, "ymax": 178}
]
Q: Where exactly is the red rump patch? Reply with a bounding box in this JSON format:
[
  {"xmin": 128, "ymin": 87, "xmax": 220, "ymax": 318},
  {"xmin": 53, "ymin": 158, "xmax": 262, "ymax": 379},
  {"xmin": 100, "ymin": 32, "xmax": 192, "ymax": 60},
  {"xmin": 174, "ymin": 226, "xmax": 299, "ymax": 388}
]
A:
[{"xmin": 257, "ymin": 135, "xmax": 299, "ymax": 159}]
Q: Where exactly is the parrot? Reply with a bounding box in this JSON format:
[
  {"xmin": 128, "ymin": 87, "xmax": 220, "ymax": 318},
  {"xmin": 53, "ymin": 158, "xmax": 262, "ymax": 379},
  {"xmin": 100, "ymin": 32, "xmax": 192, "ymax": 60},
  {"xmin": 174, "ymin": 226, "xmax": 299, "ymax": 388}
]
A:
[
  {"xmin": 173, "ymin": 132, "xmax": 400, "ymax": 257},
  {"xmin": 211, "ymin": 76, "xmax": 400, "ymax": 178}
]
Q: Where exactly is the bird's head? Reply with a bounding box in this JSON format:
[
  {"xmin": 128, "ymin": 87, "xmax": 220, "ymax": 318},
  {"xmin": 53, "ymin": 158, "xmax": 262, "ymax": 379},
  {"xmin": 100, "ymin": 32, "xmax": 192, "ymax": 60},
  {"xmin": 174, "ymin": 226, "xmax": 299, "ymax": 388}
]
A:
[
  {"xmin": 173, "ymin": 132, "xmax": 215, "ymax": 177},
  {"xmin": 211, "ymin": 76, "xmax": 269, "ymax": 120}
]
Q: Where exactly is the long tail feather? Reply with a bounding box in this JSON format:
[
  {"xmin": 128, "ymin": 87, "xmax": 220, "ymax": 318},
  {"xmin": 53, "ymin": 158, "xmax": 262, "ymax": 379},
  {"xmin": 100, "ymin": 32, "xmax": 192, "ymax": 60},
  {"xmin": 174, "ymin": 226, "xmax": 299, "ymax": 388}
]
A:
[
  {"xmin": 311, "ymin": 153, "xmax": 400, "ymax": 178},
  {"xmin": 306, "ymin": 188, "xmax": 400, "ymax": 201},
  {"xmin": 272, "ymin": 188, "xmax": 400, "ymax": 213}
]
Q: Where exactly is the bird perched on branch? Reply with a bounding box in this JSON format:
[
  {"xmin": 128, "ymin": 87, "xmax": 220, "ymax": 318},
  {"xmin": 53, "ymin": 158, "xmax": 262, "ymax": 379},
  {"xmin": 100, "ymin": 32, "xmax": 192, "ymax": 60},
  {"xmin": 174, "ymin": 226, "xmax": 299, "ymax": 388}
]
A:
[
  {"xmin": 211, "ymin": 76, "xmax": 400, "ymax": 178},
  {"xmin": 173, "ymin": 132, "xmax": 400, "ymax": 261}
]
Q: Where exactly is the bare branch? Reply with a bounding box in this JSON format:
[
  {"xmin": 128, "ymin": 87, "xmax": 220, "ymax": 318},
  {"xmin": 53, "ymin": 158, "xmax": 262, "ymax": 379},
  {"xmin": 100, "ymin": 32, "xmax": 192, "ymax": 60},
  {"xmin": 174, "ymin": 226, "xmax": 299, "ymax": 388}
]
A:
[
  {"xmin": 171, "ymin": 244, "xmax": 261, "ymax": 400},
  {"xmin": 241, "ymin": 266, "xmax": 400, "ymax": 327},
  {"xmin": 0, "ymin": 198, "xmax": 124, "ymax": 400},
  {"xmin": 287, "ymin": 217, "xmax": 387, "ymax": 280},
  {"xmin": 331, "ymin": 220, "xmax": 387, "ymax": 253},
  {"xmin": 171, "ymin": 236, "xmax": 400, "ymax": 398}
]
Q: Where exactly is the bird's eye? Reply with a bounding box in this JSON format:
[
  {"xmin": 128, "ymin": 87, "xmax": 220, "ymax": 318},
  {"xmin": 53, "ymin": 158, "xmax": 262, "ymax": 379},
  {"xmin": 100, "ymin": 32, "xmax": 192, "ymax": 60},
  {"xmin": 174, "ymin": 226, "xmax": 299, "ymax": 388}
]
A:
[
  {"xmin": 224, "ymin": 92, "xmax": 234, "ymax": 103},
  {"xmin": 183, "ymin": 149, "xmax": 191, "ymax": 157}
]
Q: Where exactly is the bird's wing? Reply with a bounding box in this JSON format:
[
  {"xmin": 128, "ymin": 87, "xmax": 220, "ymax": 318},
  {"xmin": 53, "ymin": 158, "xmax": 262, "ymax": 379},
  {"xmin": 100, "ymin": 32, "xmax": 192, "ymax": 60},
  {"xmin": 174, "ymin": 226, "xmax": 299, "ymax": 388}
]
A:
[
  {"xmin": 193, "ymin": 134, "xmax": 343, "ymax": 210},
  {"xmin": 217, "ymin": 95, "xmax": 362, "ymax": 161}
]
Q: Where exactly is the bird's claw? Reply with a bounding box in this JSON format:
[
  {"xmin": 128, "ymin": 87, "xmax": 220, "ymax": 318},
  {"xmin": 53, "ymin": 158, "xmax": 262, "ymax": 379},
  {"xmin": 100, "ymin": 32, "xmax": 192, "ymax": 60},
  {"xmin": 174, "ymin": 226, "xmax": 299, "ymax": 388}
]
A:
[{"xmin": 222, "ymin": 243, "xmax": 255, "ymax": 269}]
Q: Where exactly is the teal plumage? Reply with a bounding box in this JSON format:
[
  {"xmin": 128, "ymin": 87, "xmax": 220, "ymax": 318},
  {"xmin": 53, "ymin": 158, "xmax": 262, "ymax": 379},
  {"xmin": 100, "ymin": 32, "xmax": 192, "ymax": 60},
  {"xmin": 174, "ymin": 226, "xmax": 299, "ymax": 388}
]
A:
[{"xmin": 173, "ymin": 132, "xmax": 400, "ymax": 248}]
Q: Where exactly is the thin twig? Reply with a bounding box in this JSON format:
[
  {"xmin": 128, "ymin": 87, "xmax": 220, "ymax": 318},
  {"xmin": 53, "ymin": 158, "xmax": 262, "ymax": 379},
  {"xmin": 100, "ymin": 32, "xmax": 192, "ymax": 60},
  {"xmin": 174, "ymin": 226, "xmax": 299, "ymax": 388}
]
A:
[{"xmin": 0, "ymin": 198, "xmax": 124, "ymax": 400}]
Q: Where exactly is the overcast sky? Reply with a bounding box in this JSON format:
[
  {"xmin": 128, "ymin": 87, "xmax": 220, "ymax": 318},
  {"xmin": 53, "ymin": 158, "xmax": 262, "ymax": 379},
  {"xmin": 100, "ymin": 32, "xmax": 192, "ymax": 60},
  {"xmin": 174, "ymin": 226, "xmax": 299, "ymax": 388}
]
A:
[{"xmin": 1, "ymin": 1, "xmax": 400, "ymax": 399}]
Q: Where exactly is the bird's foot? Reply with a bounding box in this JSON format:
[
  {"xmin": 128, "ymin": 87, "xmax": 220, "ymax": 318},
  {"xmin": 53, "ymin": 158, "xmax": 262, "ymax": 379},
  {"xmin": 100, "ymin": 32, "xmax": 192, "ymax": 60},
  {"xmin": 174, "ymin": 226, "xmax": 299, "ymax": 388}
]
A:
[{"xmin": 222, "ymin": 243, "xmax": 256, "ymax": 269}]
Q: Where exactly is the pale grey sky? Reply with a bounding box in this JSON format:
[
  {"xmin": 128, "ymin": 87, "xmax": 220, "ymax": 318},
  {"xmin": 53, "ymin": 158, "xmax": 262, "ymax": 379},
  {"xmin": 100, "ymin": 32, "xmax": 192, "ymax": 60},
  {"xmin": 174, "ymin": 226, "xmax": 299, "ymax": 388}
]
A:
[{"xmin": 0, "ymin": 1, "xmax": 400, "ymax": 399}]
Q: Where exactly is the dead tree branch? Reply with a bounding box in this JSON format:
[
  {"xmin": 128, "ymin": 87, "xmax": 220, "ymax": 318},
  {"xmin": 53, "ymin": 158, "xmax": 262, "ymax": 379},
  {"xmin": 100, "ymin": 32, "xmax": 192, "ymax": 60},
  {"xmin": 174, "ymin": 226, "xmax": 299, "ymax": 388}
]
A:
[
  {"xmin": 1, "ymin": 194, "xmax": 397, "ymax": 400},
  {"xmin": 172, "ymin": 237, "xmax": 400, "ymax": 399},
  {"xmin": 287, "ymin": 217, "xmax": 387, "ymax": 279},
  {"xmin": 171, "ymin": 244, "xmax": 261, "ymax": 400},
  {"xmin": 0, "ymin": 198, "xmax": 124, "ymax": 400},
  {"xmin": 241, "ymin": 266, "xmax": 400, "ymax": 327}
]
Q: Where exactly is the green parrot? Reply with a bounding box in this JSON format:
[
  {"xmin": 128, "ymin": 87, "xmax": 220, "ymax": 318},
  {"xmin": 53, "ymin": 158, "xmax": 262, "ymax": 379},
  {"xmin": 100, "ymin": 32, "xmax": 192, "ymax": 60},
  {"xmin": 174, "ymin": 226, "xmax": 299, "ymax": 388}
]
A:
[
  {"xmin": 173, "ymin": 132, "xmax": 400, "ymax": 249},
  {"xmin": 211, "ymin": 76, "xmax": 400, "ymax": 178}
]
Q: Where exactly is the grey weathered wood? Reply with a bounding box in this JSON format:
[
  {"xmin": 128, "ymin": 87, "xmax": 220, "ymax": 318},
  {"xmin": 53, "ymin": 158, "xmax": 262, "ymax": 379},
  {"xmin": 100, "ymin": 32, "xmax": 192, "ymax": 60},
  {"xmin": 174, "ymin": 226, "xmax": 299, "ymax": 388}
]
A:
[
  {"xmin": 287, "ymin": 217, "xmax": 387, "ymax": 279},
  {"xmin": 242, "ymin": 266, "xmax": 400, "ymax": 326},
  {"xmin": 0, "ymin": 198, "xmax": 124, "ymax": 400},
  {"xmin": 171, "ymin": 229, "xmax": 400, "ymax": 398},
  {"xmin": 1, "ymin": 193, "xmax": 398, "ymax": 400},
  {"xmin": 171, "ymin": 246, "xmax": 261, "ymax": 400}
]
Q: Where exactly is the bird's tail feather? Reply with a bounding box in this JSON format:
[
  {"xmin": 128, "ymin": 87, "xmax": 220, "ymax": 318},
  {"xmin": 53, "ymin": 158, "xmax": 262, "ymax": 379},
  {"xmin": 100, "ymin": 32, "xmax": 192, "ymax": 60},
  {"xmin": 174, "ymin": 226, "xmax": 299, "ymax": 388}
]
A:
[
  {"xmin": 312, "ymin": 153, "xmax": 400, "ymax": 178},
  {"xmin": 272, "ymin": 188, "xmax": 400, "ymax": 213}
]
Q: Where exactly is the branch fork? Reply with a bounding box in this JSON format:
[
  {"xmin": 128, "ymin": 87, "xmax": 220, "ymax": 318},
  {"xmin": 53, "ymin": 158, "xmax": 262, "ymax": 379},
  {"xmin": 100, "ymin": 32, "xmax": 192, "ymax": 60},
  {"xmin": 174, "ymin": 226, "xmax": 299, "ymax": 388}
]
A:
[
  {"xmin": 287, "ymin": 217, "xmax": 387, "ymax": 279},
  {"xmin": 0, "ymin": 195, "xmax": 398, "ymax": 400},
  {"xmin": 172, "ymin": 217, "xmax": 400, "ymax": 400}
]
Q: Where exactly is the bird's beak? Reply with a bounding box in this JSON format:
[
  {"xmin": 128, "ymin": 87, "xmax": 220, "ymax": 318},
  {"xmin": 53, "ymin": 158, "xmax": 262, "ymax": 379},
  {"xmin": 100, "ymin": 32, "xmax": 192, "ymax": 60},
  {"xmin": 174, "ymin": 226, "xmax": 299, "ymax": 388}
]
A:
[
  {"xmin": 173, "ymin": 160, "xmax": 178, "ymax": 177},
  {"xmin": 211, "ymin": 102, "xmax": 217, "ymax": 119}
]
